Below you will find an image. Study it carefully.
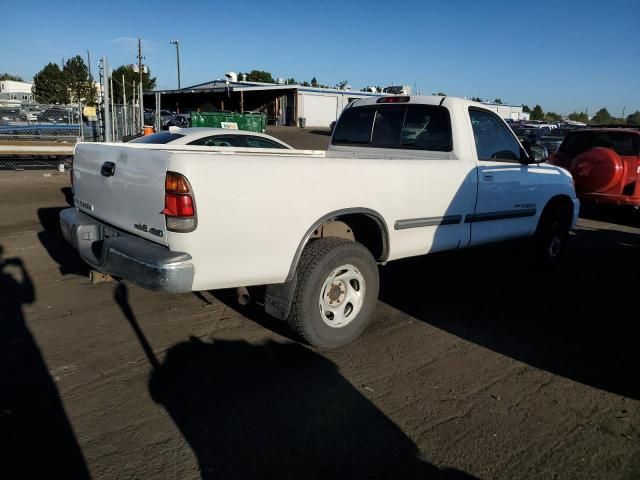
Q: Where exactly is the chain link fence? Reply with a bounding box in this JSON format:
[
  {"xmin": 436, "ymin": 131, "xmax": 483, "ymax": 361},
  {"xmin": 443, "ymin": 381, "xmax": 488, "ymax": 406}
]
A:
[{"xmin": 0, "ymin": 101, "xmax": 140, "ymax": 174}]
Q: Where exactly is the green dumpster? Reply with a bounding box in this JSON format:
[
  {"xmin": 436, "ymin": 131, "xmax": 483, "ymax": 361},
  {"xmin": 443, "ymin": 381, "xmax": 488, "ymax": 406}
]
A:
[{"xmin": 190, "ymin": 111, "xmax": 267, "ymax": 133}]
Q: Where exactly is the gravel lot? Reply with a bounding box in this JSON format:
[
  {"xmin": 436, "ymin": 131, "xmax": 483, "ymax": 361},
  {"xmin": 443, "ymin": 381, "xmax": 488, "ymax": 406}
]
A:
[{"xmin": 1, "ymin": 129, "xmax": 639, "ymax": 479}]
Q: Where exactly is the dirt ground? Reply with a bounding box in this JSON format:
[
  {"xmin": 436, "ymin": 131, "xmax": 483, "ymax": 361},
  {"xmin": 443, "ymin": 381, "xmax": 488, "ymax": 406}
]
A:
[{"xmin": 0, "ymin": 129, "xmax": 639, "ymax": 479}]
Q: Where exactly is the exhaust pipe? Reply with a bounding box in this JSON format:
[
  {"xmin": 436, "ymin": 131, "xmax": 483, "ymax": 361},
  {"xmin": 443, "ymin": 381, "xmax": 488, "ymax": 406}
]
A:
[{"xmin": 236, "ymin": 287, "xmax": 251, "ymax": 306}]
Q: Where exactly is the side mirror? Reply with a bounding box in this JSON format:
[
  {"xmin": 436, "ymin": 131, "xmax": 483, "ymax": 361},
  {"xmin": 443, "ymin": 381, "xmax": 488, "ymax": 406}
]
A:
[
  {"xmin": 530, "ymin": 145, "xmax": 548, "ymax": 163},
  {"xmin": 520, "ymin": 140, "xmax": 547, "ymax": 164}
]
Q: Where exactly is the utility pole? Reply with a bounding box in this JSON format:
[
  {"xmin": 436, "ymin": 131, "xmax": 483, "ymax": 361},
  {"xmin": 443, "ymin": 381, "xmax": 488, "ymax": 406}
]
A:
[
  {"xmin": 170, "ymin": 39, "xmax": 181, "ymax": 89},
  {"xmin": 123, "ymin": 74, "xmax": 128, "ymax": 135},
  {"xmin": 86, "ymin": 50, "xmax": 93, "ymax": 82},
  {"xmin": 100, "ymin": 57, "xmax": 112, "ymax": 142},
  {"xmin": 138, "ymin": 38, "xmax": 144, "ymax": 131}
]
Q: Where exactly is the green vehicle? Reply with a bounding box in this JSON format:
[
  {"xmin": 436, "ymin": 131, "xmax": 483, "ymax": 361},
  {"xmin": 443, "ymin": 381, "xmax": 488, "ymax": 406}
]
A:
[{"xmin": 190, "ymin": 111, "xmax": 267, "ymax": 133}]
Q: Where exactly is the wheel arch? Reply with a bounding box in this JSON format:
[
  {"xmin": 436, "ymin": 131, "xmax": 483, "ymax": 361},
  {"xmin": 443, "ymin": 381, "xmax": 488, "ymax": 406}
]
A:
[
  {"xmin": 285, "ymin": 208, "xmax": 389, "ymax": 283},
  {"xmin": 541, "ymin": 194, "xmax": 574, "ymax": 224}
]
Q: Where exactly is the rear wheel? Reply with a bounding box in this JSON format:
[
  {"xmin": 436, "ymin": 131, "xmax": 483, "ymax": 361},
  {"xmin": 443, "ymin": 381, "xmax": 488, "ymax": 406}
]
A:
[{"xmin": 287, "ymin": 238, "xmax": 379, "ymax": 349}]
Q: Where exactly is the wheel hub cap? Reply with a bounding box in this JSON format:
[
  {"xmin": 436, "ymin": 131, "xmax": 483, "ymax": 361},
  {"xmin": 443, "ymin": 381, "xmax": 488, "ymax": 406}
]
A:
[{"xmin": 319, "ymin": 264, "xmax": 366, "ymax": 328}]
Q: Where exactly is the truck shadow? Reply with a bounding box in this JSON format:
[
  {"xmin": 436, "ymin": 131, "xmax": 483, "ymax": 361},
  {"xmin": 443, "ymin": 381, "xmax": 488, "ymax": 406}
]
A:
[
  {"xmin": 379, "ymin": 224, "xmax": 640, "ymax": 400},
  {"xmin": 115, "ymin": 283, "xmax": 479, "ymax": 480},
  {"xmin": 37, "ymin": 206, "xmax": 89, "ymax": 276},
  {"xmin": 0, "ymin": 246, "xmax": 91, "ymax": 479}
]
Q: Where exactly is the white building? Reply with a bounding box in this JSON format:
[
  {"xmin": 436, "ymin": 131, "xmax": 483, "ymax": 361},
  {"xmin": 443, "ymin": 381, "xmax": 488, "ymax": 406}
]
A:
[
  {"xmin": 478, "ymin": 101, "xmax": 529, "ymax": 121},
  {"xmin": 0, "ymin": 80, "xmax": 34, "ymax": 105}
]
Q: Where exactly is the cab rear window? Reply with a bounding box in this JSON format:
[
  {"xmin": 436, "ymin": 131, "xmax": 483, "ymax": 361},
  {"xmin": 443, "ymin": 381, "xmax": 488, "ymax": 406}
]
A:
[{"xmin": 332, "ymin": 104, "xmax": 452, "ymax": 151}]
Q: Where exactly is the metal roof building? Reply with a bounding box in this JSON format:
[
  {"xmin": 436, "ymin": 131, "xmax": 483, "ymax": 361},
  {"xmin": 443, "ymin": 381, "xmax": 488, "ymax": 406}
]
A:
[{"xmin": 145, "ymin": 79, "xmax": 383, "ymax": 127}]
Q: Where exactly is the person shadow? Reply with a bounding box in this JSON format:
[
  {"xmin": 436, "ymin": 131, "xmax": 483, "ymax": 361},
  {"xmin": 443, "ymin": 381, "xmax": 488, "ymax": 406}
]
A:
[
  {"xmin": 114, "ymin": 283, "xmax": 479, "ymax": 480},
  {"xmin": 0, "ymin": 245, "xmax": 91, "ymax": 479}
]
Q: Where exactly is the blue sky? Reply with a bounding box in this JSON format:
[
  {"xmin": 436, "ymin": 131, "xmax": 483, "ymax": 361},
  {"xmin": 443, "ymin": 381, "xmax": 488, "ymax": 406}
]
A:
[{"xmin": 3, "ymin": 0, "xmax": 639, "ymax": 116}]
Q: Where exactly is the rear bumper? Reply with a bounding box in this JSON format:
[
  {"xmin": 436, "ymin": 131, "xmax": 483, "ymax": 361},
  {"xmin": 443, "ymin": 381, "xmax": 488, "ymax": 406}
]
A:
[
  {"xmin": 60, "ymin": 208, "xmax": 194, "ymax": 293},
  {"xmin": 579, "ymin": 192, "xmax": 640, "ymax": 207}
]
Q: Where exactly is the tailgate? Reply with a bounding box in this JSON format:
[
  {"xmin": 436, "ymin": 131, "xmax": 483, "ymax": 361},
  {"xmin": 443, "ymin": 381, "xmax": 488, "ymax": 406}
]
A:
[{"xmin": 72, "ymin": 143, "xmax": 169, "ymax": 245}]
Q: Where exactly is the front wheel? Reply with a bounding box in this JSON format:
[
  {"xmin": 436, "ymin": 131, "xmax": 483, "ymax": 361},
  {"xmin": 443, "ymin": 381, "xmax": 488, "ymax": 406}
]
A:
[
  {"xmin": 286, "ymin": 238, "xmax": 379, "ymax": 349},
  {"xmin": 532, "ymin": 203, "xmax": 571, "ymax": 264}
]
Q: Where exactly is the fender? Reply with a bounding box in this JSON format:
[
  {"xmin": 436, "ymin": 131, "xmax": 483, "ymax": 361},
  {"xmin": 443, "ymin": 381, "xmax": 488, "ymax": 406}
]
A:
[{"xmin": 265, "ymin": 207, "xmax": 389, "ymax": 321}]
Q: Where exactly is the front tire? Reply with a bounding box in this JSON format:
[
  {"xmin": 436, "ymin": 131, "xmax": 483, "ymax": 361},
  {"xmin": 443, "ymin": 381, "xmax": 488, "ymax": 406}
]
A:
[
  {"xmin": 533, "ymin": 203, "xmax": 571, "ymax": 264},
  {"xmin": 287, "ymin": 238, "xmax": 379, "ymax": 349}
]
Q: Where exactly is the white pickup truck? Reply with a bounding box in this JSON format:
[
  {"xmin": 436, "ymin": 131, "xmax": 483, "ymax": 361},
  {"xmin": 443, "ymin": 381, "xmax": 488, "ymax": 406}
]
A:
[{"xmin": 61, "ymin": 96, "xmax": 579, "ymax": 348}]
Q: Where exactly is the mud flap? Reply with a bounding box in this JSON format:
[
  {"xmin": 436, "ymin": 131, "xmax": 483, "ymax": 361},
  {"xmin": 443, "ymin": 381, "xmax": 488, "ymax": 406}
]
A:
[{"xmin": 264, "ymin": 274, "xmax": 298, "ymax": 321}]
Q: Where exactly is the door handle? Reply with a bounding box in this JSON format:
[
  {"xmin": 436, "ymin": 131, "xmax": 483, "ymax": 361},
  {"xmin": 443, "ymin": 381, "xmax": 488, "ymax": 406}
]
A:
[
  {"xmin": 101, "ymin": 161, "xmax": 116, "ymax": 177},
  {"xmin": 483, "ymin": 173, "xmax": 494, "ymax": 181}
]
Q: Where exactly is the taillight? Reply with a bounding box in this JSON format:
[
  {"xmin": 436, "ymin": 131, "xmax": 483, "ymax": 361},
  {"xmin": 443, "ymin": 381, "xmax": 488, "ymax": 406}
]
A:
[
  {"xmin": 162, "ymin": 171, "xmax": 196, "ymax": 232},
  {"xmin": 376, "ymin": 96, "xmax": 410, "ymax": 103}
]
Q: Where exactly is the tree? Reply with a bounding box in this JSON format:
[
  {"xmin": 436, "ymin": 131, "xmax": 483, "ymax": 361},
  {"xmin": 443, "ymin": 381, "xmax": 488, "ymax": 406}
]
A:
[
  {"xmin": 286, "ymin": 77, "xmax": 297, "ymax": 85},
  {"xmin": 625, "ymin": 111, "xmax": 640, "ymax": 125},
  {"xmin": 337, "ymin": 80, "xmax": 349, "ymax": 89},
  {"xmin": 242, "ymin": 70, "xmax": 274, "ymax": 83},
  {"xmin": 530, "ymin": 105, "xmax": 544, "ymax": 120},
  {"xmin": 471, "ymin": 97, "xmax": 483, "ymax": 102},
  {"xmin": 0, "ymin": 73, "xmax": 23, "ymax": 81},
  {"xmin": 494, "ymin": 98, "xmax": 503, "ymax": 104},
  {"xmin": 311, "ymin": 77, "xmax": 318, "ymax": 87},
  {"xmin": 568, "ymin": 112, "xmax": 588, "ymax": 123},
  {"xmin": 32, "ymin": 63, "xmax": 69, "ymax": 104},
  {"xmin": 301, "ymin": 81, "xmax": 310, "ymax": 87},
  {"xmin": 110, "ymin": 64, "xmax": 157, "ymax": 104},
  {"xmin": 521, "ymin": 105, "xmax": 531, "ymax": 113},
  {"xmin": 545, "ymin": 112, "xmax": 563, "ymax": 122},
  {"xmin": 63, "ymin": 55, "xmax": 96, "ymax": 104},
  {"xmin": 591, "ymin": 107, "xmax": 613, "ymax": 125}
]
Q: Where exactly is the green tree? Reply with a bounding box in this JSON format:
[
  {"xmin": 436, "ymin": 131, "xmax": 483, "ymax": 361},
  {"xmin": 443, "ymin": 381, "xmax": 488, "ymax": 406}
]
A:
[
  {"xmin": 0, "ymin": 73, "xmax": 23, "ymax": 81},
  {"xmin": 530, "ymin": 104, "xmax": 544, "ymax": 120},
  {"xmin": 337, "ymin": 80, "xmax": 349, "ymax": 89},
  {"xmin": 242, "ymin": 70, "xmax": 274, "ymax": 83},
  {"xmin": 494, "ymin": 98, "xmax": 503, "ymax": 104},
  {"xmin": 311, "ymin": 77, "xmax": 318, "ymax": 87},
  {"xmin": 63, "ymin": 55, "xmax": 96, "ymax": 104},
  {"xmin": 286, "ymin": 77, "xmax": 297, "ymax": 85},
  {"xmin": 301, "ymin": 81, "xmax": 310, "ymax": 87},
  {"xmin": 32, "ymin": 63, "xmax": 69, "ymax": 104},
  {"xmin": 521, "ymin": 105, "xmax": 531, "ymax": 113},
  {"xmin": 591, "ymin": 107, "xmax": 613, "ymax": 125},
  {"xmin": 545, "ymin": 112, "xmax": 563, "ymax": 122},
  {"xmin": 568, "ymin": 112, "xmax": 588, "ymax": 123},
  {"xmin": 471, "ymin": 97, "xmax": 483, "ymax": 102},
  {"xmin": 625, "ymin": 111, "xmax": 640, "ymax": 125},
  {"xmin": 110, "ymin": 64, "xmax": 157, "ymax": 104}
]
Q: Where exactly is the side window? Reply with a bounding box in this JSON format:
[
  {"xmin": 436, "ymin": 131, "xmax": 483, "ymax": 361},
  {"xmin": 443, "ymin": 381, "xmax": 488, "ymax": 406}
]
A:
[
  {"xmin": 469, "ymin": 109, "xmax": 521, "ymax": 162},
  {"xmin": 242, "ymin": 136, "xmax": 286, "ymax": 149},
  {"xmin": 187, "ymin": 135, "xmax": 241, "ymax": 147}
]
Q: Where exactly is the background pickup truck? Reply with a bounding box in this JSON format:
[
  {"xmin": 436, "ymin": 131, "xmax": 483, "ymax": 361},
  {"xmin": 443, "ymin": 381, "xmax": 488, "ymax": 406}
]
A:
[{"xmin": 61, "ymin": 95, "xmax": 579, "ymax": 348}]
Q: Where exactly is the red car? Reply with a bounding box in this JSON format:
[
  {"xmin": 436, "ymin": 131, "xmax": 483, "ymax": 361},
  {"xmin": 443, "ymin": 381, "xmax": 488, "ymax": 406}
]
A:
[{"xmin": 548, "ymin": 128, "xmax": 640, "ymax": 207}]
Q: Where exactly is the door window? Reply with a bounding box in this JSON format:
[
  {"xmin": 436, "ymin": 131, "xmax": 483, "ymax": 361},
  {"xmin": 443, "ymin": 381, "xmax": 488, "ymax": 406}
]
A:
[
  {"xmin": 187, "ymin": 135, "xmax": 242, "ymax": 147},
  {"xmin": 470, "ymin": 109, "xmax": 521, "ymax": 162}
]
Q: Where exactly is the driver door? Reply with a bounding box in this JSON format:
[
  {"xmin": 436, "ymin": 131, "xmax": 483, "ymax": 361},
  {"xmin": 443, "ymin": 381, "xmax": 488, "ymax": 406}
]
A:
[{"xmin": 469, "ymin": 108, "xmax": 539, "ymax": 245}]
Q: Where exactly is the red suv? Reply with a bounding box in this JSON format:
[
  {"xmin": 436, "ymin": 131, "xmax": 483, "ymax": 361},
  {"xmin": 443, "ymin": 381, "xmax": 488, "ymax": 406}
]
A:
[{"xmin": 548, "ymin": 128, "xmax": 640, "ymax": 207}]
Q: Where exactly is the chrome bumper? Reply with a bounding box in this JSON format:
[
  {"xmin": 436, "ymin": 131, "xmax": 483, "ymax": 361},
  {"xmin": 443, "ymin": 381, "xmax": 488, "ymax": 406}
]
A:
[{"xmin": 59, "ymin": 208, "xmax": 194, "ymax": 293}]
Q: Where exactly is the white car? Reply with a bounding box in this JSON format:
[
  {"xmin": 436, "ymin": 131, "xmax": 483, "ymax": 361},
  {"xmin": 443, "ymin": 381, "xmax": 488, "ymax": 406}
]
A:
[
  {"xmin": 129, "ymin": 127, "xmax": 293, "ymax": 149},
  {"xmin": 62, "ymin": 96, "xmax": 578, "ymax": 348}
]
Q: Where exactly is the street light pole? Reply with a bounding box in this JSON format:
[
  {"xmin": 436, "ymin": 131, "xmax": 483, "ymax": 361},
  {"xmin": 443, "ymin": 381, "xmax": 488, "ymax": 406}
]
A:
[{"xmin": 170, "ymin": 40, "xmax": 181, "ymax": 90}]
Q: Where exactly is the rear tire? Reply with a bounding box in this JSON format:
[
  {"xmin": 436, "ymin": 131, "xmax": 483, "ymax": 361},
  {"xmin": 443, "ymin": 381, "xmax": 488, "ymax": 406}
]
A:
[
  {"xmin": 287, "ymin": 238, "xmax": 379, "ymax": 349},
  {"xmin": 533, "ymin": 202, "xmax": 571, "ymax": 264}
]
